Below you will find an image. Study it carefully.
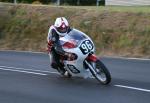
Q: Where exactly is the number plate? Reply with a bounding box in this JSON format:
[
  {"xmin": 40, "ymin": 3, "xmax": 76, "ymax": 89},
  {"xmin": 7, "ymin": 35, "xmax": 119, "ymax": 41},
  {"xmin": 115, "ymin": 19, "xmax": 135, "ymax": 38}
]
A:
[{"xmin": 79, "ymin": 40, "xmax": 94, "ymax": 54}]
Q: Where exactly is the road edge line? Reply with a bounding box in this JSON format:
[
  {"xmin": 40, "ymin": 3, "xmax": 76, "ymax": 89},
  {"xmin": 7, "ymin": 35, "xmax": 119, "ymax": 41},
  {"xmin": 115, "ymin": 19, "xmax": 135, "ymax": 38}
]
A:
[
  {"xmin": 114, "ymin": 85, "xmax": 150, "ymax": 93},
  {"xmin": 0, "ymin": 50, "xmax": 150, "ymax": 61},
  {"xmin": 0, "ymin": 67, "xmax": 47, "ymax": 76}
]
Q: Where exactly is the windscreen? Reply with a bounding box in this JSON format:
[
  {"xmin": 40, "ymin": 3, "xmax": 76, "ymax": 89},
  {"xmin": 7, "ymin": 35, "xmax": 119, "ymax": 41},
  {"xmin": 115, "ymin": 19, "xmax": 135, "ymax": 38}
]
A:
[
  {"xmin": 68, "ymin": 29, "xmax": 87, "ymax": 41},
  {"xmin": 60, "ymin": 29, "xmax": 89, "ymax": 46}
]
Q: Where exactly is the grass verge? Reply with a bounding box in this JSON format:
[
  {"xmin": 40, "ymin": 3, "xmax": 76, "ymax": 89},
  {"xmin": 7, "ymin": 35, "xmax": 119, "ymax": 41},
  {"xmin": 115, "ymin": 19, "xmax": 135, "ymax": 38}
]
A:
[{"xmin": 0, "ymin": 3, "xmax": 150, "ymax": 58}]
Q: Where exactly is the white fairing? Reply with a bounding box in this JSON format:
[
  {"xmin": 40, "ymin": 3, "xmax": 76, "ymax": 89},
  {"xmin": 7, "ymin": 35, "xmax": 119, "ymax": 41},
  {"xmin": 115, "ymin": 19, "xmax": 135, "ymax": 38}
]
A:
[{"xmin": 60, "ymin": 29, "xmax": 95, "ymax": 78}]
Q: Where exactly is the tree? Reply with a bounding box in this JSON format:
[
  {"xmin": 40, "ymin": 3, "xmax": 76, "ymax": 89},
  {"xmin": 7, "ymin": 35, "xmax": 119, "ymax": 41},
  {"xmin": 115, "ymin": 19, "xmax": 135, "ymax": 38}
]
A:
[{"xmin": 77, "ymin": 0, "xmax": 80, "ymax": 5}]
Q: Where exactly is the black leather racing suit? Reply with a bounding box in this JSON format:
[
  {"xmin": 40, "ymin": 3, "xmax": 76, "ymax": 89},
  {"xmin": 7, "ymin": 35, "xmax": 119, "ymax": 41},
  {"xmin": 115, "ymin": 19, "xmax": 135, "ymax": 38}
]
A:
[{"xmin": 48, "ymin": 27, "xmax": 72, "ymax": 73}]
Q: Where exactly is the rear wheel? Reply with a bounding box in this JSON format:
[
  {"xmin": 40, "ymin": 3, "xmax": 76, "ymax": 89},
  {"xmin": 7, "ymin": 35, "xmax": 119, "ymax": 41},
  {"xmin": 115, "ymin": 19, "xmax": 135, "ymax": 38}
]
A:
[{"xmin": 90, "ymin": 60, "xmax": 111, "ymax": 85}]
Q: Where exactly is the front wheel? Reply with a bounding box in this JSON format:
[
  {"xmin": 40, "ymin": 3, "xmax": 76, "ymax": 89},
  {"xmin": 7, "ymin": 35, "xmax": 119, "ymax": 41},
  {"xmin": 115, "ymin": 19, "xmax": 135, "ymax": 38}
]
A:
[{"xmin": 90, "ymin": 60, "xmax": 111, "ymax": 85}]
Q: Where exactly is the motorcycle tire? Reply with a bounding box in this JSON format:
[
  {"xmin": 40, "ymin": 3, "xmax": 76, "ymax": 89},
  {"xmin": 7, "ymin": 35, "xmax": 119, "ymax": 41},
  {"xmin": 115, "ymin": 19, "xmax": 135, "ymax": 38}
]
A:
[{"xmin": 91, "ymin": 60, "xmax": 111, "ymax": 85}]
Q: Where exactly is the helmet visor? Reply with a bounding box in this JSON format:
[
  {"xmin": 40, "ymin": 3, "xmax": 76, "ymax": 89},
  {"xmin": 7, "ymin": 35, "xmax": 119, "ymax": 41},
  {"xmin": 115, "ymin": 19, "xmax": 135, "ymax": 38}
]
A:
[{"xmin": 57, "ymin": 27, "xmax": 68, "ymax": 33}]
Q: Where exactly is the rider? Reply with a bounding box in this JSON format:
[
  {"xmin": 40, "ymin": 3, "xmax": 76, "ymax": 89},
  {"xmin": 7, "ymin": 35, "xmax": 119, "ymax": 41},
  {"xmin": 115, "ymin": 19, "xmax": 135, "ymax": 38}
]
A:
[{"xmin": 47, "ymin": 17, "xmax": 74, "ymax": 75}]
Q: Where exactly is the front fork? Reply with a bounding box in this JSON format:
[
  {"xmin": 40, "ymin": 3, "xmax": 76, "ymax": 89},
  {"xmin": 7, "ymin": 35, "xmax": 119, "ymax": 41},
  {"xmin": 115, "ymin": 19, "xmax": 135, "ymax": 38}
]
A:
[
  {"xmin": 84, "ymin": 53, "xmax": 100, "ymax": 76},
  {"xmin": 84, "ymin": 60, "xmax": 97, "ymax": 76}
]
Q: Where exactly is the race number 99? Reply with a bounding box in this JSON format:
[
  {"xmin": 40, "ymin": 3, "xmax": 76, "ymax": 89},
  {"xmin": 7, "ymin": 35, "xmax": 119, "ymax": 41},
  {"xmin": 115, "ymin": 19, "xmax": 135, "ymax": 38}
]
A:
[{"xmin": 80, "ymin": 40, "xmax": 93, "ymax": 54}]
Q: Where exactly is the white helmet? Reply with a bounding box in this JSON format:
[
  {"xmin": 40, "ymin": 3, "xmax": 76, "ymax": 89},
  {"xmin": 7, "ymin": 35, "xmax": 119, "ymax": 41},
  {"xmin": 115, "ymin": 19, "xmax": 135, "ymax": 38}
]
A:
[{"xmin": 54, "ymin": 17, "xmax": 69, "ymax": 37}]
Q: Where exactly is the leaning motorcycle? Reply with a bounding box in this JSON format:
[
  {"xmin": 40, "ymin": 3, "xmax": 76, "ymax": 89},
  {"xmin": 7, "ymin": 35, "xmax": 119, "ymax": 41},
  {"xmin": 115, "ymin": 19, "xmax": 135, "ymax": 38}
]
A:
[{"xmin": 49, "ymin": 29, "xmax": 111, "ymax": 85}]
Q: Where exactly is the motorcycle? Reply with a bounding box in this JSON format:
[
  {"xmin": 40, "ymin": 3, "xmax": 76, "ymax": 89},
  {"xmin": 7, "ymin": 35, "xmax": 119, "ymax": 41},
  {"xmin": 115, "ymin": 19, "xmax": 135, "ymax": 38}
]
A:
[{"xmin": 49, "ymin": 29, "xmax": 111, "ymax": 85}]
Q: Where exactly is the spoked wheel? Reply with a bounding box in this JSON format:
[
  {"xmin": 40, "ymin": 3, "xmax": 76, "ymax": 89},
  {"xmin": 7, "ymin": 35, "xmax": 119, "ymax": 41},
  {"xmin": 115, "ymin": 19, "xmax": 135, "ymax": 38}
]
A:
[{"xmin": 90, "ymin": 60, "xmax": 111, "ymax": 85}]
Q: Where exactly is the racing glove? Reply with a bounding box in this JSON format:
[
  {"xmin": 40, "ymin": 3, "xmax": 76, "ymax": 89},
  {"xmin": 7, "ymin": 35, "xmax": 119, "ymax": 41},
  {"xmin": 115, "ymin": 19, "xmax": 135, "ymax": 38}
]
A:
[{"xmin": 47, "ymin": 41, "xmax": 53, "ymax": 53}]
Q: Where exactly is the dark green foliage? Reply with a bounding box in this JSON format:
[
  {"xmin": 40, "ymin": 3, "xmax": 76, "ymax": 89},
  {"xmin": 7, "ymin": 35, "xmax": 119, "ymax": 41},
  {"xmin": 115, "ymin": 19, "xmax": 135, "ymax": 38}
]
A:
[
  {"xmin": 0, "ymin": 0, "xmax": 13, "ymax": 3},
  {"xmin": 100, "ymin": 0, "xmax": 105, "ymax": 6},
  {"xmin": 0, "ymin": 0, "xmax": 105, "ymax": 6}
]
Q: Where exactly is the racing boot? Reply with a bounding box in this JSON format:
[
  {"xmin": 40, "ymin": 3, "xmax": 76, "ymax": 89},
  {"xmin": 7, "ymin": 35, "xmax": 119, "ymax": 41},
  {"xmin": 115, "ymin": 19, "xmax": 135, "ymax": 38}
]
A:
[
  {"xmin": 64, "ymin": 71, "xmax": 72, "ymax": 78},
  {"xmin": 51, "ymin": 62, "xmax": 66, "ymax": 75}
]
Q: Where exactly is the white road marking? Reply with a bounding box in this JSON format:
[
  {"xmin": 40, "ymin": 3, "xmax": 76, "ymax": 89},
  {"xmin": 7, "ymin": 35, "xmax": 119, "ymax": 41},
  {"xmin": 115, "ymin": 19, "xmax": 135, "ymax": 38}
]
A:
[
  {"xmin": 0, "ymin": 50, "xmax": 46, "ymax": 54},
  {"xmin": 1, "ymin": 65, "xmax": 150, "ymax": 93},
  {"xmin": 0, "ymin": 65, "xmax": 53, "ymax": 73},
  {"xmin": 104, "ymin": 56, "xmax": 150, "ymax": 61},
  {"xmin": 0, "ymin": 67, "xmax": 47, "ymax": 76},
  {"xmin": 115, "ymin": 85, "xmax": 150, "ymax": 93}
]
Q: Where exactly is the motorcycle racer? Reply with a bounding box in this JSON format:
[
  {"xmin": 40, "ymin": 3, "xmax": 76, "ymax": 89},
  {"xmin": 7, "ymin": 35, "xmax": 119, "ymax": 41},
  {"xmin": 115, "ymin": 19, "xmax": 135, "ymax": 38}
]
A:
[
  {"xmin": 47, "ymin": 17, "xmax": 111, "ymax": 84},
  {"xmin": 47, "ymin": 17, "xmax": 74, "ymax": 75}
]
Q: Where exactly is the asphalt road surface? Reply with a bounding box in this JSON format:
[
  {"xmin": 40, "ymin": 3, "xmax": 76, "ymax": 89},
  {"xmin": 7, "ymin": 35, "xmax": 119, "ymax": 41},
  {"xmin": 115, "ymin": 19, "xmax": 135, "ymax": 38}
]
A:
[{"xmin": 0, "ymin": 51, "xmax": 150, "ymax": 103}]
